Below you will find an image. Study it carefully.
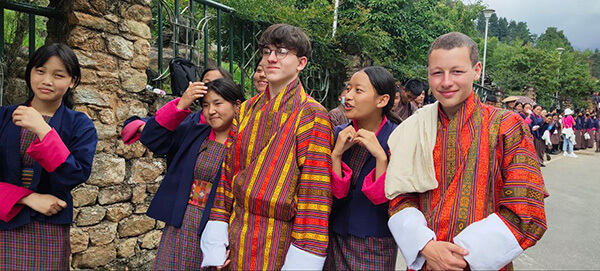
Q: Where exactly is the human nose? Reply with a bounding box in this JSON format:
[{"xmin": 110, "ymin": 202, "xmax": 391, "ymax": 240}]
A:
[
  {"xmin": 441, "ymin": 72, "xmax": 453, "ymax": 88},
  {"xmin": 42, "ymin": 74, "xmax": 53, "ymax": 85},
  {"xmin": 208, "ymin": 105, "xmax": 217, "ymax": 114},
  {"xmin": 267, "ymin": 50, "xmax": 278, "ymax": 63},
  {"xmin": 345, "ymin": 90, "xmax": 354, "ymax": 101}
]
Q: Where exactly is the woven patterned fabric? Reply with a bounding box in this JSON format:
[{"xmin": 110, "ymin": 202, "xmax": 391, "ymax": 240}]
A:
[
  {"xmin": 0, "ymin": 221, "xmax": 70, "ymax": 270},
  {"xmin": 209, "ymin": 78, "xmax": 333, "ymax": 270},
  {"xmin": 19, "ymin": 115, "xmax": 51, "ymax": 188},
  {"xmin": 188, "ymin": 139, "xmax": 226, "ymax": 207},
  {"xmin": 345, "ymin": 144, "xmax": 370, "ymax": 186},
  {"xmin": 154, "ymin": 204, "xmax": 205, "ymax": 270},
  {"xmin": 324, "ymin": 232, "xmax": 397, "ymax": 271},
  {"xmin": 389, "ymin": 93, "xmax": 547, "ymax": 271},
  {"xmin": 328, "ymin": 105, "xmax": 349, "ymax": 127}
]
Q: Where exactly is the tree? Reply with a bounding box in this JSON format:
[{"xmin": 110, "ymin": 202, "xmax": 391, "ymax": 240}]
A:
[
  {"xmin": 336, "ymin": 0, "xmax": 484, "ymax": 79},
  {"xmin": 587, "ymin": 49, "xmax": 600, "ymax": 79},
  {"xmin": 536, "ymin": 27, "xmax": 573, "ymax": 51},
  {"xmin": 496, "ymin": 17, "xmax": 509, "ymax": 41}
]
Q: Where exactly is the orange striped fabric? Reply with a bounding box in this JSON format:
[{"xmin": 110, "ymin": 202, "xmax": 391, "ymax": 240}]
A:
[
  {"xmin": 389, "ymin": 93, "xmax": 547, "ymax": 271},
  {"xmin": 209, "ymin": 78, "xmax": 333, "ymax": 270}
]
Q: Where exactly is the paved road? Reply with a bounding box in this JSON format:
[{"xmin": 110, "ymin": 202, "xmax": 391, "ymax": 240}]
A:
[
  {"xmin": 395, "ymin": 148, "xmax": 600, "ymax": 270},
  {"xmin": 514, "ymin": 148, "xmax": 600, "ymax": 270}
]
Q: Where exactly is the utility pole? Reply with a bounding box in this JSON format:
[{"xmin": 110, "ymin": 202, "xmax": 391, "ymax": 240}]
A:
[{"xmin": 332, "ymin": 0, "xmax": 340, "ymax": 38}]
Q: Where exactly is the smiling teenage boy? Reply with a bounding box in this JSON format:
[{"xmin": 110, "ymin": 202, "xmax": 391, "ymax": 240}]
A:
[
  {"xmin": 385, "ymin": 32, "xmax": 547, "ymax": 271},
  {"xmin": 200, "ymin": 24, "xmax": 333, "ymax": 270}
]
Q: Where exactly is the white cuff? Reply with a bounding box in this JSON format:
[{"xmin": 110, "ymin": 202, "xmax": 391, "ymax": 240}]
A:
[
  {"xmin": 281, "ymin": 244, "xmax": 326, "ymax": 270},
  {"xmin": 200, "ymin": 221, "xmax": 229, "ymax": 267},
  {"xmin": 388, "ymin": 207, "xmax": 436, "ymax": 270},
  {"xmin": 453, "ymin": 213, "xmax": 523, "ymax": 271}
]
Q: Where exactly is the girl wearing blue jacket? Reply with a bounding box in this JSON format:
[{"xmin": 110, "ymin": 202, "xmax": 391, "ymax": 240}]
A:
[
  {"xmin": 0, "ymin": 44, "xmax": 97, "ymax": 270},
  {"xmin": 140, "ymin": 78, "xmax": 244, "ymax": 270}
]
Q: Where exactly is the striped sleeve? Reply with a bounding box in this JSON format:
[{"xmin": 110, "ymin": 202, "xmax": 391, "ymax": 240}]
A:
[
  {"xmin": 497, "ymin": 112, "xmax": 548, "ymax": 250},
  {"xmin": 291, "ymin": 103, "xmax": 333, "ymax": 257},
  {"xmin": 209, "ymin": 119, "xmax": 237, "ymax": 222},
  {"xmin": 388, "ymin": 193, "xmax": 420, "ymax": 217}
]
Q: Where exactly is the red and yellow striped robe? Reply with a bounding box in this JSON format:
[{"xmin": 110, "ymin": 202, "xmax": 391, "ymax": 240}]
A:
[
  {"xmin": 209, "ymin": 78, "xmax": 333, "ymax": 270},
  {"xmin": 389, "ymin": 93, "xmax": 547, "ymax": 270}
]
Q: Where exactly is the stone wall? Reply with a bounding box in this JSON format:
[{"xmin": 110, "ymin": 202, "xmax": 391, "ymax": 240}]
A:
[{"xmin": 58, "ymin": 0, "xmax": 168, "ymax": 269}]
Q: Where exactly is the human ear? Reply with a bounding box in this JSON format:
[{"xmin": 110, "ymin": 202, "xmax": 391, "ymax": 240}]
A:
[
  {"xmin": 296, "ymin": 56, "xmax": 308, "ymax": 72},
  {"xmin": 69, "ymin": 77, "xmax": 77, "ymax": 89},
  {"xmin": 376, "ymin": 94, "xmax": 390, "ymax": 109},
  {"xmin": 473, "ymin": 62, "xmax": 482, "ymax": 80}
]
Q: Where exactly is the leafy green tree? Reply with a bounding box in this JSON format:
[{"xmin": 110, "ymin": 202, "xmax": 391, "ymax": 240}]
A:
[
  {"xmin": 496, "ymin": 17, "xmax": 509, "ymax": 41},
  {"xmin": 536, "ymin": 27, "xmax": 573, "ymax": 51},
  {"xmin": 587, "ymin": 49, "xmax": 600, "ymax": 79},
  {"xmin": 336, "ymin": 0, "xmax": 483, "ymax": 79}
]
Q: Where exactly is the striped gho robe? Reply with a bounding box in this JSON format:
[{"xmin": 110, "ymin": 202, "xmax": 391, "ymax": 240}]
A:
[
  {"xmin": 208, "ymin": 78, "xmax": 333, "ymax": 270},
  {"xmin": 388, "ymin": 93, "xmax": 547, "ymax": 271}
]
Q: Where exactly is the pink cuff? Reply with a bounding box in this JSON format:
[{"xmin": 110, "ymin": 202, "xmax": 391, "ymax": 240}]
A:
[
  {"xmin": 331, "ymin": 162, "xmax": 352, "ymax": 199},
  {"xmin": 155, "ymin": 98, "xmax": 192, "ymax": 131},
  {"xmin": 525, "ymin": 117, "xmax": 532, "ymax": 125},
  {"xmin": 200, "ymin": 113, "xmax": 207, "ymax": 125},
  {"xmin": 27, "ymin": 128, "xmax": 70, "ymax": 172},
  {"xmin": 121, "ymin": 119, "xmax": 146, "ymax": 145},
  {"xmin": 361, "ymin": 169, "xmax": 388, "ymax": 205},
  {"xmin": 0, "ymin": 183, "xmax": 33, "ymax": 222}
]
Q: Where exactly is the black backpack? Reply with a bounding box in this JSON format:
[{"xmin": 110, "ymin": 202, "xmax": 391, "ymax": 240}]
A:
[{"xmin": 169, "ymin": 57, "xmax": 197, "ymax": 97}]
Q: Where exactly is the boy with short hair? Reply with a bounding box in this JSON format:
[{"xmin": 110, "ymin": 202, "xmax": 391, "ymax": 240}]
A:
[
  {"xmin": 201, "ymin": 24, "xmax": 333, "ymax": 270},
  {"xmin": 385, "ymin": 32, "xmax": 547, "ymax": 271}
]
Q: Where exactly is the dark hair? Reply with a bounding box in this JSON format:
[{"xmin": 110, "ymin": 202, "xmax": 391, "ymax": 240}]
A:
[
  {"xmin": 534, "ymin": 104, "xmax": 542, "ymax": 110},
  {"xmin": 203, "ymin": 78, "xmax": 246, "ymax": 105},
  {"xmin": 485, "ymin": 95, "xmax": 498, "ymax": 103},
  {"xmin": 428, "ymin": 32, "xmax": 479, "ymax": 66},
  {"xmin": 360, "ymin": 66, "xmax": 402, "ymax": 124},
  {"xmin": 404, "ymin": 79, "xmax": 426, "ymax": 96},
  {"xmin": 254, "ymin": 58, "xmax": 263, "ymax": 70},
  {"xmin": 201, "ymin": 66, "xmax": 233, "ymax": 82},
  {"xmin": 515, "ymin": 101, "xmax": 523, "ymax": 107},
  {"xmin": 26, "ymin": 43, "xmax": 81, "ymax": 109},
  {"xmin": 523, "ymin": 102, "xmax": 532, "ymax": 108},
  {"xmin": 259, "ymin": 24, "xmax": 312, "ymax": 58}
]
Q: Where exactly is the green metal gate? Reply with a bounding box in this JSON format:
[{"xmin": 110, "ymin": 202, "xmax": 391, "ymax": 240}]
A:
[
  {"xmin": 151, "ymin": 0, "xmax": 266, "ymax": 95},
  {"xmin": 151, "ymin": 0, "xmax": 335, "ymax": 103},
  {"xmin": 0, "ymin": 0, "xmax": 63, "ymax": 106}
]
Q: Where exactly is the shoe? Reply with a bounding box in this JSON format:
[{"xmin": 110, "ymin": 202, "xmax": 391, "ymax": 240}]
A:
[
  {"xmin": 546, "ymin": 154, "xmax": 551, "ymax": 161},
  {"xmin": 563, "ymin": 152, "xmax": 568, "ymax": 157},
  {"xmin": 569, "ymin": 152, "xmax": 578, "ymax": 158},
  {"xmin": 540, "ymin": 163, "xmax": 546, "ymax": 167}
]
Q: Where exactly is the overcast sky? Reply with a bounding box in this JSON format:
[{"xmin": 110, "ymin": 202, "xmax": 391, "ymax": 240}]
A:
[{"xmin": 468, "ymin": 0, "xmax": 600, "ymax": 51}]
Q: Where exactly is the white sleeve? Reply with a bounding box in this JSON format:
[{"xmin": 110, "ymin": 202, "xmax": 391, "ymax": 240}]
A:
[
  {"xmin": 388, "ymin": 207, "xmax": 436, "ymax": 270},
  {"xmin": 453, "ymin": 213, "xmax": 523, "ymax": 271},
  {"xmin": 281, "ymin": 244, "xmax": 326, "ymax": 270},
  {"xmin": 200, "ymin": 221, "xmax": 229, "ymax": 267}
]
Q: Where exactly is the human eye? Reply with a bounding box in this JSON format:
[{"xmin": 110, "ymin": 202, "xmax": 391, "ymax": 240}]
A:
[
  {"xmin": 278, "ymin": 48, "xmax": 288, "ymax": 54},
  {"xmin": 261, "ymin": 48, "xmax": 271, "ymax": 56},
  {"xmin": 35, "ymin": 68, "xmax": 44, "ymax": 74}
]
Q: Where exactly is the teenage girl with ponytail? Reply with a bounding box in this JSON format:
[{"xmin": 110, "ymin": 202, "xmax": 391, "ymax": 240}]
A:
[{"xmin": 324, "ymin": 66, "xmax": 400, "ymax": 270}]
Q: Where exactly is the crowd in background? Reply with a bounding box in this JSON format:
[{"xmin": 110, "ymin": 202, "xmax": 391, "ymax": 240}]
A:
[{"xmin": 331, "ymin": 84, "xmax": 600, "ymax": 167}]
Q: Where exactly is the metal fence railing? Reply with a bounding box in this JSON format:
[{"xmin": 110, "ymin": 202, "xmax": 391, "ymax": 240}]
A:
[
  {"xmin": 0, "ymin": 1, "xmax": 63, "ymax": 106},
  {"xmin": 151, "ymin": 0, "xmax": 334, "ymax": 102}
]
